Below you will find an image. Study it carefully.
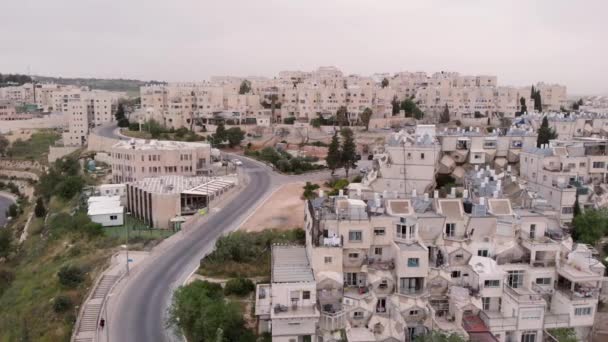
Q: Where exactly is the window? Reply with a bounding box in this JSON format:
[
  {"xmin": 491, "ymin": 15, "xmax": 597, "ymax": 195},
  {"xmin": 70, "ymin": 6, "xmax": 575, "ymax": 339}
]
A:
[
  {"xmin": 302, "ymin": 291, "xmax": 310, "ymax": 300},
  {"xmin": 445, "ymin": 223, "xmax": 455, "ymax": 237},
  {"xmin": 593, "ymin": 161, "xmax": 606, "ymax": 169},
  {"xmin": 521, "ymin": 331, "xmax": 537, "ymax": 342},
  {"xmin": 345, "ymin": 273, "xmax": 358, "ymax": 286},
  {"xmin": 530, "ymin": 224, "xmax": 536, "ymax": 239},
  {"xmin": 484, "ymin": 280, "xmax": 500, "ymax": 288},
  {"xmin": 420, "ymin": 153, "xmax": 425, "ymax": 160},
  {"xmin": 482, "ymin": 297, "xmax": 490, "ymax": 310},
  {"xmin": 110, "ymin": 215, "xmax": 117, "ymax": 220},
  {"xmin": 324, "ymin": 256, "xmax": 333, "ymax": 264},
  {"xmin": 353, "ymin": 311, "xmax": 364, "ymax": 319},
  {"xmin": 451, "ymin": 271, "xmax": 461, "ymax": 278},
  {"xmin": 374, "ymin": 227, "xmax": 385, "ymax": 236},
  {"xmin": 349, "ymin": 231, "xmax": 362, "ymax": 242},
  {"xmin": 575, "ymin": 307, "xmax": 592, "ymax": 316},
  {"xmin": 348, "ymin": 253, "xmax": 359, "ymax": 259},
  {"xmin": 580, "ymin": 162, "xmax": 586, "ymax": 168},
  {"xmin": 409, "ymin": 309, "xmax": 419, "ymax": 316},
  {"xmin": 477, "ymin": 249, "xmax": 489, "ymax": 257},
  {"xmin": 535, "ymin": 277, "xmax": 551, "ymax": 285},
  {"xmin": 408, "ymin": 258, "xmax": 419, "ymax": 267},
  {"xmin": 379, "ymin": 280, "xmax": 388, "ymax": 289},
  {"xmin": 374, "ymin": 247, "xmax": 383, "ymax": 256},
  {"xmin": 455, "ymin": 253, "xmax": 463, "ymax": 260},
  {"xmin": 562, "ymin": 207, "xmax": 574, "ymax": 214}
]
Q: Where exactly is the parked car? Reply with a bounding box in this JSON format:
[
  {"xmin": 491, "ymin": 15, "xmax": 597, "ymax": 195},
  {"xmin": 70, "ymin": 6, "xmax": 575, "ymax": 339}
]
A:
[
  {"xmin": 367, "ymin": 154, "xmax": 374, "ymax": 160},
  {"xmin": 359, "ymin": 167, "xmax": 368, "ymax": 174},
  {"xmin": 232, "ymin": 159, "xmax": 243, "ymax": 166}
]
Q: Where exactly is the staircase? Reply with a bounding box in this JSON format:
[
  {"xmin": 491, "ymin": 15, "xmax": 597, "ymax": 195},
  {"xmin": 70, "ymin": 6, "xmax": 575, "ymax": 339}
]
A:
[{"xmin": 71, "ymin": 274, "xmax": 121, "ymax": 342}]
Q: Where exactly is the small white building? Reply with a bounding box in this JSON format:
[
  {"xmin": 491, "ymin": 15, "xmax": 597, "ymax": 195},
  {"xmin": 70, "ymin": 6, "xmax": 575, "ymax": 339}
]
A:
[{"xmin": 88, "ymin": 196, "xmax": 124, "ymax": 227}]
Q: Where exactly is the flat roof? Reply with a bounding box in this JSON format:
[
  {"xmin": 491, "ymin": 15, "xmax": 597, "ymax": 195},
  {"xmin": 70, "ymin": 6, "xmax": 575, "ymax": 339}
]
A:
[
  {"xmin": 130, "ymin": 175, "xmax": 235, "ymax": 195},
  {"xmin": 488, "ymin": 199, "xmax": 513, "ymax": 216},
  {"xmin": 113, "ymin": 138, "xmax": 210, "ymax": 151},
  {"xmin": 387, "ymin": 199, "xmax": 412, "ymax": 216},
  {"xmin": 271, "ymin": 245, "xmax": 314, "ymax": 283}
]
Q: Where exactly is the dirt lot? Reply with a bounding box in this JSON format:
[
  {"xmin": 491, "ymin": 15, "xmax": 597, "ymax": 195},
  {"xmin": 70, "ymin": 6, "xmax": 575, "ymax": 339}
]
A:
[{"xmin": 241, "ymin": 182, "xmax": 313, "ymax": 232}]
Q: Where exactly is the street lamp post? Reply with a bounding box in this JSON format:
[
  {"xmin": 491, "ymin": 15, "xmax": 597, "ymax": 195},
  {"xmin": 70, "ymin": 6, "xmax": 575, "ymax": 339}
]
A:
[{"xmin": 124, "ymin": 211, "xmax": 130, "ymax": 275}]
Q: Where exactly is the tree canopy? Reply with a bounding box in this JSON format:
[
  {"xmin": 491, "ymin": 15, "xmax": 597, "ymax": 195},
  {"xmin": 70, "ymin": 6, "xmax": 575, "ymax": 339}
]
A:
[
  {"xmin": 536, "ymin": 116, "xmax": 558, "ymax": 148},
  {"xmin": 400, "ymin": 99, "xmax": 424, "ymax": 119},
  {"xmin": 326, "ymin": 132, "xmax": 342, "ymax": 175},
  {"xmin": 169, "ymin": 280, "xmax": 255, "ymax": 342},
  {"xmin": 340, "ymin": 128, "xmax": 357, "ymax": 177},
  {"xmin": 336, "ymin": 106, "xmax": 348, "ymax": 127},
  {"xmin": 439, "ymin": 104, "xmax": 450, "ymax": 123},
  {"xmin": 381, "ymin": 78, "xmax": 389, "ymax": 88},
  {"xmin": 238, "ymin": 80, "xmax": 251, "ymax": 95},
  {"xmin": 571, "ymin": 209, "xmax": 608, "ymax": 245},
  {"xmin": 360, "ymin": 107, "xmax": 373, "ymax": 130}
]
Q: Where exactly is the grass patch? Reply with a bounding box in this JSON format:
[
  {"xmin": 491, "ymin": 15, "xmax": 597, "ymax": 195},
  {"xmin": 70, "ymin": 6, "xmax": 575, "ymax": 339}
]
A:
[
  {"xmin": 6, "ymin": 130, "xmax": 60, "ymax": 162},
  {"xmin": 198, "ymin": 229, "xmax": 304, "ymax": 278}
]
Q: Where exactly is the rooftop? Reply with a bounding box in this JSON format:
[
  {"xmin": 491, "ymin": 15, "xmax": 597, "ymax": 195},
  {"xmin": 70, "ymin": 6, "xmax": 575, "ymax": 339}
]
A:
[
  {"xmin": 129, "ymin": 175, "xmax": 235, "ymax": 195},
  {"xmin": 271, "ymin": 245, "xmax": 315, "ymax": 283},
  {"xmin": 113, "ymin": 138, "xmax": 210, "ymax": 151}
]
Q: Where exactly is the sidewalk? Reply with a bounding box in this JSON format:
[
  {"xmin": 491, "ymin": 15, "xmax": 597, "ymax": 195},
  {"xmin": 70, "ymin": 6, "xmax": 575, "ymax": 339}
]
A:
[{"xmin": 72, "ymin": 251, "xmax": 150, "ymax": 342}]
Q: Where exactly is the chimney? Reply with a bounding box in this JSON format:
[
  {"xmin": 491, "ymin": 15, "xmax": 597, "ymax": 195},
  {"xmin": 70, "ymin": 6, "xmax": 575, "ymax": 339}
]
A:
[
  {"xmin": 424, "ymin": 193, "xmax": 429, "ymax": 201},
  {"xmin": 493, "ymin": 190, "xmax": 499, "ymax": 198},
  {"xmin": 507, "ymin": 165, "xmax": 512, "ymax": 173},
  {"xmin": 475, "ymin": 165, "xmax": 479, "ymax": 171},
  {"xmin": 357, "ymin": 188, "xmax": 362, "ymax": 197},
  {"xmin": 479, "ymin": 197, "xmax": 485, "ymax": 205},
  {"xmin": 463, "ymin": 189, "xmax": 469, "ymax": 199},
  {"xmin": 434, "ymin": 190, "xmax": 439, "ymax": 198},
  {"xmin": 412, "ymin": 189, "xmax": 417, "ymax": 197},
  {"xmin": 319, "ymin": 190, "xmax": 324, "ymax": 198},
  {"xmin": 338, "ymin": 189, "xmax": 344, "ymax": 197},
  {"xmin": 451, "ymin": 187, "xmax": 456, "ymax": 197}
]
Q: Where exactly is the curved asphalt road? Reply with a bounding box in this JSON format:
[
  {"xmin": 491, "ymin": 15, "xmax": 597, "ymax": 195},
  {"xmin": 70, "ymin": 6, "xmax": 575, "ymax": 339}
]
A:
[{"xmin": 108, "ymin": 157, "xmax": 276, "ymax": 342}]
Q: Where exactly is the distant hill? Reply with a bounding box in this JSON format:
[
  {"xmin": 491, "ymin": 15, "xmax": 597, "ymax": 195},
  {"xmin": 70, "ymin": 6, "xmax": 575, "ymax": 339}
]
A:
[{"xmin": 33, "ymin": 75, "xmax": 165, "ymax": 95}]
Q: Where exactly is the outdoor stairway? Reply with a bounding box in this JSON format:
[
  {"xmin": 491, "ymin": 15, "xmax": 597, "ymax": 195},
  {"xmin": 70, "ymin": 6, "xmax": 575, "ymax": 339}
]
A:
[
  {"xmin": 92, "ymin": 275, "xmax": 120, "ymax": 299},
  {"xmin": 77, "ymin": 303, "xmax": 102, "ymax": 332},
  {"xmin": 72, "ymin": 274, "xmax": 121, "ymax": 341}
]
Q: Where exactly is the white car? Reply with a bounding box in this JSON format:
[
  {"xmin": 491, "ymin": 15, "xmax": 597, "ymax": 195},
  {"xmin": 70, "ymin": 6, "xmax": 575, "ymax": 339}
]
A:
[{"xmin": 232, "ymin": 159, "xmax": 243, "ymax": 166}]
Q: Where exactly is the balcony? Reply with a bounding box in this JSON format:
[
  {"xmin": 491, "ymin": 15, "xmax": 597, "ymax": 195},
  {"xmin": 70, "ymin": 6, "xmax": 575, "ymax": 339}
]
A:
[
  {"xmin": 479, "ymin": 311, "xmax": 517, "ymax": 331},
  {"xmin": 544, "ymin": 314, "xmax": 570, "ymax": 328},
  {"xmin": 556, "ymin": 288, "xmax": 599, "ymax": 301},
  {"xmin": 503, "ymin": 285, "xmax": 545, "ymax": 304},
  {"xmin": 319, "ymin": 308, "xmax": 346, "ymax": 332}
]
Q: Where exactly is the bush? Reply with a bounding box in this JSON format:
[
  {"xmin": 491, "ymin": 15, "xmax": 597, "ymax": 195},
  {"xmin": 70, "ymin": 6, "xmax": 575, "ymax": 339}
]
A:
[
  {"xmin": 0, "ymin": 230, "xmax": 12, "ymax": 258},
  {"xmin": 283, "ymin": 117, "xmax": 296, "ymax": 124},
  {"xmin": 128, "ymin": 122, "xmax": 140, "ymax": 131},
  {"xmin": 34, "ymin": 198, "xmax": 46, "ymax": 218},
  {"xmin": 57, "ymin": 265, "xmax": 85, "ymax": 288},
  {"xmin": 53, "ymin": 295, "xmax": 73, "ymax": 313},
  {"xmin": 224, "ymin": 277, "xmax": 255, "ymax": 296},
  {"xmin": 6, "ymin": 204, "xmax": 19, "ymax": 218}
]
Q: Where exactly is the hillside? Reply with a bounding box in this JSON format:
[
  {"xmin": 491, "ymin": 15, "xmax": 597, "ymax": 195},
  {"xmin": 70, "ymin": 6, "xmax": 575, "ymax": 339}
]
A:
[{"xmin": 33, "ymin": 75, "xmax": 165, "ymax": 96}]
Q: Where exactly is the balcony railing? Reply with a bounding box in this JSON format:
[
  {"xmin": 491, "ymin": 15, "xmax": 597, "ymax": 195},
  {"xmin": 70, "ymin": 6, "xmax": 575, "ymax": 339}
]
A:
[
  {"xmin": 319, "ymin": 310, "xmax": 346, "ymax": 332},
  {"xmin": 504, "ymin": 285, "xmax": 544, "ymax": 303},
  {"xmin": 479, "ymin": 311, "xmax": 517, "ymax": 330},
  {"xmin": 544, "ymin": 314, "xmax": 570, "ymax": 328},
  {"xmin": 556, "ymin": 288, "xmax": 599, "ymax": 301}
]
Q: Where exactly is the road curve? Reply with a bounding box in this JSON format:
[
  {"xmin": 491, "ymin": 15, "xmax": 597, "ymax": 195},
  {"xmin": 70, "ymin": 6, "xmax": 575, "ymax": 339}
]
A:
[{"xmin": 108, "ymin": 158, "xmax": 275, "ymax": 342}]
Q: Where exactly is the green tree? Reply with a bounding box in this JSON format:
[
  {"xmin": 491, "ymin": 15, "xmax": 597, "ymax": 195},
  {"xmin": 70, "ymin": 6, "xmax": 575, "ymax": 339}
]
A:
[
  {"xmin": 336, "ymin": 106, "xmax": 348, "ymax": 127},
  {"xmin": 519, "ymin": 97, "xmax": 527, "ymax": 115},
  {"xmin": 530, "ymin": 85, "xmax": 536, "ymax": 100},
  {"xmin": 169, "ymin": 280, "xmax": 255, "ymax": 342},
  {"xmin": 115, "ymin": 103, "xmax": 129, "ymax": 127},
  {"xmin": 532, "ymin": 88, "xmax": 543, "ymax": 112},
  {"xmin": 56, "ymin": 176, "xmax": 84, "ymax": 200},
  {"xmin": 7, "ymin": 204, "xmax": 18, "ymax": 218},
  {"xmin": 0, "ymin": 135, "xmax": 9, "ymax": 156},
  {"xmin": 325, "ymin": 132, "xmax": 342, "ymax": 175},
  {"xmin": 225, "ymin": 127, "xmax": 245, "ymax": 148},
  {"xmin": 360, "ymin": 107, "xmax": 373, "ymax": 131},
  {"xmin": 439, "ymin": 104, "xmax": 450, "ymax": 123},
  {"xmin": 53, "ymin": 295, "xmax": 73, "ymax": 313},
  {"xmin": 381, "ymin": 77, "xmax": 389, "ymax": 88},
  {"xmin": 0, "ymin": 229, "xmax": 11, "ymax": 258},
  {"xmin": 302, "ymin": 182, "xmax": 320, "ymax": 200},
  {"xmin": 34, "ymin": 197, "xmax": 46, "ymax": 218},
  {"xmin": 548, "ymin": 328, "xmax": 577, "ymax": 342},
  {"xmin": 573, "ymin": 195, "xmax": 581, "ymax": 218},
  {"xmin": 223, "ymin": 277, "xmax": 255, "ymax": 296},
  {"xmin": 340, "ymin": 128, "xmax": 357, "ymax": 177},
  {"xmin": 144, "ymin": 119, "xmax": 164, "ymax": 138},
  {"xmin": 572, "ymin": 101, "xmax": 580, "ymax": 111},
  {"xmin": 571, "ymin": 209, "xmax": 608, "ymax": 245},
  {"xmin": 57, "ymin": 265, "xmax": 85, "ymax": 288},
  {"xmin": 391, "ymin": 96, "xmax": 400, "ymax": 116},
  {"xmin": 577, "ymin": 98, "xmax": 584, "ymax": 106},
  {"xmin": 401, "ymin": 99, "xmax": 424, "ymax": 119},
  {"xmin": 537, "ymin": 116, "xmax": 558, "ymax": 148},
  {"xmin": 238, "ymin": 80, "xmax": 251, "ymax": 95}
]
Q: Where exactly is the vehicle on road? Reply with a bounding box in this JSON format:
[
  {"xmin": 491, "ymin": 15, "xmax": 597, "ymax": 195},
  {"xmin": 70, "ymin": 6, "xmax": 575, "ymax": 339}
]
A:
[{"xmin": 232, "ymin": 159, "xmax": 243, "ymax": 166}]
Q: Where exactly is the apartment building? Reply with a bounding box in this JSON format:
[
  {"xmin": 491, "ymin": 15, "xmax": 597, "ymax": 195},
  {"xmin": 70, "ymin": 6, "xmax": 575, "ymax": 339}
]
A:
[
  {"xmin": 521, "ymin": 113, "xmax": 608, "ymax": 140},
  {"xmin": 519, "ymin": 138, "xmax": 608, "ymax": 224},
  {"xmin": 535, "ymin": 83, "xmax": 568, "ymax": 112},
  {"xmin": 256, "ymin": 245, "xmax": 320, "ymax": 342},
  {"xmin": 0, "ymin": 101, "xmax": 32, "ymax": 120},
  {"xmin": 125, "ymin": 175, "xmax": 235, "ymax": 229},
  {"xmin": 110, "ymin": 139, "xmax": 212, "ymax": 183},
  {"xmin": 362, "ymin": 125, "xmax": 442, "ymax": 197},
  {"xmin": 255, "ymin": 168, "xmax": 604, "ymax": 342},
  {"xmin": 60, "ymin": 89, "xmax": 120, "ymax": 146},
  {"xmin": 436, "ymin": 126, "xmax": 537, "ymax": 178}
]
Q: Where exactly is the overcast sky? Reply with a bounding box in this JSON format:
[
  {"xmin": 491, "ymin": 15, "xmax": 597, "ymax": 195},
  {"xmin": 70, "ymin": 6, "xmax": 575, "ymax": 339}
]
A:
[{"xmin": 1, "ymin": 0, "xmax": 606, "ymax": 95}]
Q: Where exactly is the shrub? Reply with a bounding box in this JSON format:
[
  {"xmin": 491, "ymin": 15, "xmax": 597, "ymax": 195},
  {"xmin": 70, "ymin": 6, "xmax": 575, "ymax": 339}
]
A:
[
  {"xmin": 34, "ymin": 198, "xmax": 46, "ymax": 218},
  {"xmin": 224, "ymin": 277, "xmax": 255, "ymax": 296},
  {"xmin": 57, "ymin": 265, "xmax": 85, "ymax": 288},
  {"xmin": 53, "ymin": 295, "xmax": 73, "ymax": 313}
]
